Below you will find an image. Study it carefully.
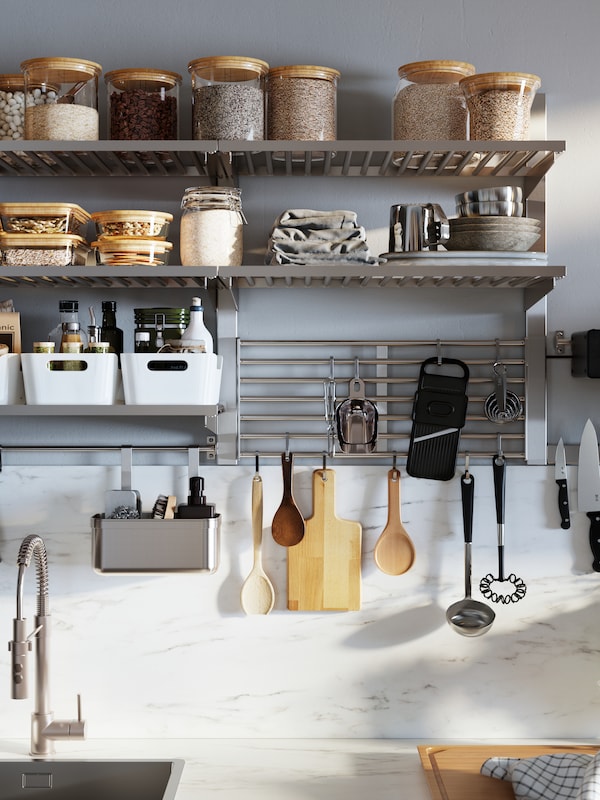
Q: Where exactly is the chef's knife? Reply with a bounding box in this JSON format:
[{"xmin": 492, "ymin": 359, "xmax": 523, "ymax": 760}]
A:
[
  {"xmin": 577, "ymin": 419, "xmax": 600, "ymax": 571},
  {"xmin": 555, "ymin": 437, "xmax": 570, "ymax": 529}
]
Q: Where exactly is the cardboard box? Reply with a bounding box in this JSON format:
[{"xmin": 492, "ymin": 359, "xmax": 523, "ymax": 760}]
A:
[{"xmin": 0, "ymin": 312, "xmax": 21, "ymax": 353}]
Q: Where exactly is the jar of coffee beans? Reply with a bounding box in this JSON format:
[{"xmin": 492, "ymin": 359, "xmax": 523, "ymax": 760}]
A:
[
  {"xmin": 459, "ymin": 71, "xmax": 541, "ymax": 140},
  {"xmin": 20, "ymin": 57, "xmax": 102, "ymax": 140},
  {"xmin": 267, "ymin": 64, "xmax": 340, "ymax": 142},
  {"xmin": 105, "ymin": 68, "xmax": 182, "ymax": 139},
  {"xmin": 180, "ymin": 186, "xmax": 245, "ymax": 267},
  {"xmin": 188, "ymin": 56, "xmax": 268, "ymax": 140}
]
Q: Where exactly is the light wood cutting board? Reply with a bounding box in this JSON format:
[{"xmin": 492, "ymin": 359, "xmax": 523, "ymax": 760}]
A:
[
  {"xmin": 287, "ymin": 468, "xmax": 361, "ymax": 611},
  {"xmin": 418, "ymin": 744, "xmax": 599, "ymax": 800}
]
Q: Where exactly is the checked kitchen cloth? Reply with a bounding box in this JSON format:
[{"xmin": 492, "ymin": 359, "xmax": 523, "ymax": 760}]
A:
[{"xmin": 481, "ymin": 753, "xmax": 600, "ymax": 800}]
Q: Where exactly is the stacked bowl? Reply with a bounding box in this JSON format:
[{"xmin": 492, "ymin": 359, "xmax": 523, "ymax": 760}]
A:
[
  {"xmin": 91, "ymin": 209, "xmax": 174, "ymax": 266},
  {"xmin": 447, "ymin": 187, "xmax": 542, "ymax": 251}
]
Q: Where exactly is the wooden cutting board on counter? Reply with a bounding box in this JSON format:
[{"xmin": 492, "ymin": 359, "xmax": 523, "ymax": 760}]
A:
[
  {"xmin": 287, "ymin": 468, "xmax": 361, "ymax": 611},
  {"xmin": 418, "ymin": 744, "xmax": 599, "ymax": 800}
]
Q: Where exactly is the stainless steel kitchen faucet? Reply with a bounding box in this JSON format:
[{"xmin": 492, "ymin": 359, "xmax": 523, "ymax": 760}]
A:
[{"xmin": 8, "ymin": 534, "xmax": 86, "ymax": 757}]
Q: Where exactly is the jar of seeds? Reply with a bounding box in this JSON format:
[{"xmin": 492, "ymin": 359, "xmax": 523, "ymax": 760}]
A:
[
  {"xmin": 20, "ymin": 57, "xmax": 102, "ymax": 140},
  {"xmin": 393, "ymin": 60, "xmax": 475, "ymax": 141},
  {"xmin": 267, "ymin": 64, "xmax": 340, "ymax": 142},
  {"xmin": 188, "ymin": 56, "xmax": 268, "ymax": 140},
  {"xmin": 105, "ymin": 68, "xmax": 181, "ymax": 139},
  {"xmin": 180, "ymin": 186, "xmax": 245, "ymax": 267},
  {"xmin": 460, "ymin": 72, "xmax": 541, "ymax": 140}
]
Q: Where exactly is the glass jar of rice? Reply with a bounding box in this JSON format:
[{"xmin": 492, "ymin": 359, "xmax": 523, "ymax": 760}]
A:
[{"xmin": 179, "ymin": 186, "xmax": 245, "ymax": 267}]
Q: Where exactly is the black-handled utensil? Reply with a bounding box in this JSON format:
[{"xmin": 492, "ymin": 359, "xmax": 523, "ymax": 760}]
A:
[{"xmin": 554, "ymin": 437, "xmax": 570, "ymax": 530}]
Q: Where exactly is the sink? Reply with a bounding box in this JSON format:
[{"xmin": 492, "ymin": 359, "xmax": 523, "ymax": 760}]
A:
[{"xmin": 0, "ymin": 759, "xmax": 185, "ymax": 800}]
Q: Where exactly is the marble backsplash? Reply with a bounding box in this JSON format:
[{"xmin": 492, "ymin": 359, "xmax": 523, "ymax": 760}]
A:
[{"xmin": 0, "ymin": 462, "xmax": 599, "ymax": 741}]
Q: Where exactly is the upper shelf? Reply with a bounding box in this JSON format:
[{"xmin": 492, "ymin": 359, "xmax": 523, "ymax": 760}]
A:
[{"xmin": 0, "ymin": 140, "xmax": 565, "ymax": 183}]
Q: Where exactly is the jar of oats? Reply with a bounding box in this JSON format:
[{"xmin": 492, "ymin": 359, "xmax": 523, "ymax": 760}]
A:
[
  {"xmin": 20, "ymin": 57, "xmax": 102, "ymax": 140},
  {"xmin": 267, "ymin": 64, "xmax": 340, "ymax": 141},
  {"xmin": 105, "ymin": 68, "xmax": 181, "ymax": 140},
  {"xmin": 393, "ymin": 60, "xmax": 475, "ymax": 141},
  {"xmin": 460, "ymin": 72, "xmax": 541, "ymax": 140},
  {"xmin": 188, "ymin": 56, "xmax": 268, "ymax": 140},
  {"xmin": 179, "ymin": 186, "xmax": 245, "ymax": 267}
]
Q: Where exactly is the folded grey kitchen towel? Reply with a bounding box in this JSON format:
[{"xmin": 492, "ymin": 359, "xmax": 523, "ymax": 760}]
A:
[
  {"xmin": 481, "ymin": 753, "xmax": 600, "ymax": 800},
  {"xmin": 273, "ymin": 209, "xmax": 358, "ymax": 229}
]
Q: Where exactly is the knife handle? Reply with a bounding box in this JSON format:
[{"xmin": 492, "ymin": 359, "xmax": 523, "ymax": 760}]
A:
[
  {"xmin": 556, "ymin": 479, "xmax": 570, "ymax": 529},
  {"xmin": 587, "ymin": 512, "xmax": 600, "ymax": 571}
]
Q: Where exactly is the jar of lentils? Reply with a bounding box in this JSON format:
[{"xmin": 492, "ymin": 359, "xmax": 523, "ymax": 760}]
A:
[
  {"xmin": 20, "ymin": 57, "xmax": 102, "ymax": 140},
  {"xmin": 105, "ymin": 68, "xmax": 182, "ymax": 139},
  {"xmin": 459, "ymin": 72, "xmax": 541, "ymax": 140},
  {"xmin": 267, "ymin": 64, "xmax": 340, "ymax": 142},
  {"xmin": 188, "ymin": 56, "xmax": 268, "ymax": 140},
  {"xmin": 180, "ymin": 186, "xmax": 245, "ymax": 267}
]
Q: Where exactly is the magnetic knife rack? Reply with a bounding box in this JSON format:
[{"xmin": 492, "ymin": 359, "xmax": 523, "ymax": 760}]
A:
[{"xmin": 237, "ymin": 336, "xmax": 540, "ymax": 465}]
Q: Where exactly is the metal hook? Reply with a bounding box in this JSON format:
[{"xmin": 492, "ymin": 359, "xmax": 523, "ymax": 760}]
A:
[
  {"xmin": 392, "ymin": 451, "xmax": 397, "ymax": 470},
  {"xmin": 322, "ymin": 452, "xmax": 327, "ymax": 471},
  {"xmin": 255, "ymin": 452, "xmax": 260, "ymax": 473},
  {"xmin": 497, "ymin": 433, "xmax": 503, "ymax": 457},
  {"xmin": 354, "ymin": 356, "xmax": 360, "ymax": 380},
  {"xmin": 436, "ymin": 339, "xmax": 443, "ymax": 365},
  {"xmin": 464, "ymin": 451, "xmax": 470, "ymax": 477},
  {"xmin": 284, "ymin": 433, "xmax": 290, "ymax": 459}
]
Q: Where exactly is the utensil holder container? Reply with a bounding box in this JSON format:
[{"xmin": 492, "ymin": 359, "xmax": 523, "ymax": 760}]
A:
[
  {"xmin": 21, "ymin": 353, "xmax": 120, "ymax": 404},
  {"xmin": 0, "ymin": 354, "xmax": 24, "ymax": 404},
  {"xmin": 91, "ymin": 513, "xmax": 221, "ymax": 574},
  {"xmin": 121, "ymin": 352, "xmax": 223, "ymax": 405}
]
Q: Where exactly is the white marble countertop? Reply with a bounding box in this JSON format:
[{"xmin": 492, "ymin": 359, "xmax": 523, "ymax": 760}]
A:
[{"xmin": 0, "ymin": 738, "xmax": 595, "ymax": 800}]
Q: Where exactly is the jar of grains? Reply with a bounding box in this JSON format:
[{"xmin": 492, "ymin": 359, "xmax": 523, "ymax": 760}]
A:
[
  {"xmin": 459, "ymin": 72, "xmax": 541, "ymax": 140},
  {"xmin": 105, "ymin": 68, "xmax": 181, "ymax": 139},
  {"xmin": 188, "ymin": 56, "xmax": 268, "ymax": 140},
  {"xmin": 179, "ymin": 186, "xmax": 245, "ymax": 267},
  {"xmin": 267, "ymin": 64, "xmax": 340, "ymax": 141},
  {"xmin": 20, "ymin": 57, "xmax": 102, "ymax": 140}
]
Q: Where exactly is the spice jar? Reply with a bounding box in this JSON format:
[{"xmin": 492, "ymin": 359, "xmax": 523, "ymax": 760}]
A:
[
  {"xmin": 20, "ymin": 57, "xmax": 102, "ymax": 140},
  {"xmin": 188, "ymin": 56, "xmax": 268, "ymax": 140},
  {"xmin": 267, "ymin": 65, "xmax": 340, "ymax": 141},
  {"xmin": 180, "ymin": 186, "xmax": 245, "ymax": 267},
  {"xmin": 460, "ymin": 72, "xmax": 541, "ymax": 140},
  {"xmin": 105, "ymin": 68, "xmax": 181, "ymax": 140},
  {"xmin": 393, "ymin": 60, "xmax": 475, "ymax": 140}
]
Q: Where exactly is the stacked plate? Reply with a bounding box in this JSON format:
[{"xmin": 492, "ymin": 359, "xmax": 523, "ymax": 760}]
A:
[{"xmin": 447, "ymin": 186, "xmax": 542, "ymax": 252}]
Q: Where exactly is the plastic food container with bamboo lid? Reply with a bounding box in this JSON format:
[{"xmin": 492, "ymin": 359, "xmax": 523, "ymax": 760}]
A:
[
  {"xmin": 93, "ymin": 236, "xmax": 173, "ymax": 266},
  {"xmin": 91, "ymin": 209, "xmax": 173, "ymax": 240},
  {"xmin": 0, "ymin": 202, "xmax": 91, "ymax": 235},
  {"xmin": 188, "ymin": 56, "xmax": 269, "ymax": 140},
  {"xmin": 20, "ymin": 56, "xmax": 102, "ymax": 140},
  {"xmin": 0, "ymin": 233, "xmax": 90, "ymax": 266},
  {"xmin": 267, "ymin": 64, "xmax": 341, "ymax": 141},
  {"xmin": 459, "ymin": 71, "xmax": 542, "ymax": 140},
  {"xmin": 393, "ymin": 60, "xmax": 476, "ymax": 140},
  {"xmin": 105, "ymin": 68, "xmax": 182, "ymax": 140}
]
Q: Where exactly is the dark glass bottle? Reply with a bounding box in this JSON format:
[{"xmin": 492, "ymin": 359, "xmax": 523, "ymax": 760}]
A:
[{"xmin": 100, "ymin": 300, "xmax": 124, "ymax": 355}]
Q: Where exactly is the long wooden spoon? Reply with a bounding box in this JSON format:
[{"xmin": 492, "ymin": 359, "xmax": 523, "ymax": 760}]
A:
[
  {"xmin": 271, "ymin": 452, "xmax": 305, "ymax": 546},
  {"xmin": 374, "ymin": 468, "xmax": 415, "ymax": 575},
  {"xmin": 240, "ymin": 466, "xmax": 275, "ymax": 614}
]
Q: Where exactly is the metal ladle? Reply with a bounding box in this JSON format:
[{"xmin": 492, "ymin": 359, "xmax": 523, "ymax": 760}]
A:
[{"xmin": 446, "ymin": 468, "xmax": 496, "ymax": 637}]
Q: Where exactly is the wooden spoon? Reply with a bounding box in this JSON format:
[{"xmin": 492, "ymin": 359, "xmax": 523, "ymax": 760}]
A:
[
  {"xmin": 374, "ymin": 468, "xmax": 415, "ymax": 575},
  {"xmin": 271, "ymin": 452, "xmax": 305, "ymax": 546},
  {"xmin": 240, "ymin": 468, "xmax": 275, "ymax": 615}
]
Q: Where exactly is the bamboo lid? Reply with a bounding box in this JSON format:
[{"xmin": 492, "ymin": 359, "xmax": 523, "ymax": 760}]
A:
[
  {"xmin": 91, "ymin": 210, "xmax": 173, "ymax": 224},
  {"xmin": 20, "ymin": 57, "xmax": 102, "ymax": 83},
  {"xmin": 268, "ymin": 64, "xmax": 341, "ymax": 82},
  {"xmin": 104, "ymin": 68, "xmax": 182, "ymax": 91},
  {"xmin": 0, "ymin": 233, "xmax": 89, "ymax": 247},
  {"xmin": 188, "ymin": 56, "xmax": 269, "ymax": 82},
  {"xmin": 93, "ymin": 236, "xmax": 173, "ymax": 252},
  {"xmin": 459, "ymin": 71, "xmax": 542, "ymax": 94},
  {"xmin": 0, "ymin": 202, "xmax": 91, "ymax": 223},
  {"xmin": 398, "ymin": 60, "xmax": 476, "ymax": 84}
]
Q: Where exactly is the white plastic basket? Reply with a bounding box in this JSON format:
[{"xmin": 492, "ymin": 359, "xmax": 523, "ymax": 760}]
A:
[
  {"xmin": 0, "ymin": 353, "xmax": 24, "ymax": 404},
  {"xmin": 21, "ymin": 353, "xmax": 120, "ymax": 405},
  {"xmin": 121, "ymin": 352, "xmax": 222, "ymax": 405}
]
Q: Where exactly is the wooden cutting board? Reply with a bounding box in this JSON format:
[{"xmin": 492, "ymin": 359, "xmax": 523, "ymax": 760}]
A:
[
  {"xmin": 418, "ymin": 744, "xmax": 599, "ymax": 800},
  {"xmin": 287, "ymin": 468, "xmax": 361, "ymax": 611}
]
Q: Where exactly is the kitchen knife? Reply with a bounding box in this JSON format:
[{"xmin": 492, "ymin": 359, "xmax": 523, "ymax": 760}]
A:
[
  {"xmin": 577, "ymin": 419, "xmax": 600, "ymax": 571},
  {"xmin": 555, "ymin": 437, "xmax": 570, "ymax": 529}
]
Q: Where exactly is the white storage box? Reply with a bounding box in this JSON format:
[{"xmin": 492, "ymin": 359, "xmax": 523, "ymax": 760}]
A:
[
  {"xmin": 21, "ymin": 353, "xmax": 119, "ymax": 405},
  {"xmin": 121, "ymin": 352, "xmax": 222, "ymax": 405},
  {"xmin": 0, "ymin": 353, "xmax": 24, "ymax": 404}
]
